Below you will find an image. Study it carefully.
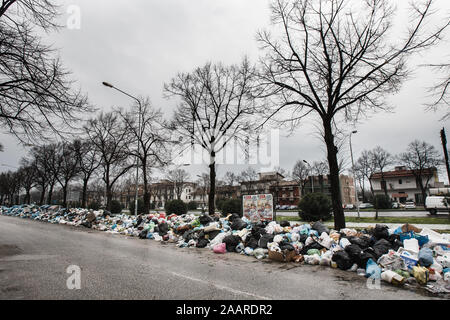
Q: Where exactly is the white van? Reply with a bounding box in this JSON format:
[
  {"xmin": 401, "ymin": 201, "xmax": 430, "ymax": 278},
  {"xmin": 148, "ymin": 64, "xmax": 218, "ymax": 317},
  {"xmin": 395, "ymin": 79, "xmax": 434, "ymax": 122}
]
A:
[{"xmin": 425, "ymin": 196, "xmax": 449, "ymax": 215}]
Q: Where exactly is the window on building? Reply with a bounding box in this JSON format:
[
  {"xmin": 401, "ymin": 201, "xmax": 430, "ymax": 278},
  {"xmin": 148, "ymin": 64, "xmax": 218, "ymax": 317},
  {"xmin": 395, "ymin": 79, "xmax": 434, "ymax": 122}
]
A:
[{"xmin": 399, "ymin": 179, "xmax": 403, "ymax": 185}]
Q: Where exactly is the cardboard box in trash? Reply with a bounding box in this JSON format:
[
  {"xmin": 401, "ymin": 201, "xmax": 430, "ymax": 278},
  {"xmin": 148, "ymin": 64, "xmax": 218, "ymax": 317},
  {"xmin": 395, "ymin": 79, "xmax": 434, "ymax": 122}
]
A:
[{"xmin": 268, "ymin": 249, "xmax": 297, "ymax": 262}]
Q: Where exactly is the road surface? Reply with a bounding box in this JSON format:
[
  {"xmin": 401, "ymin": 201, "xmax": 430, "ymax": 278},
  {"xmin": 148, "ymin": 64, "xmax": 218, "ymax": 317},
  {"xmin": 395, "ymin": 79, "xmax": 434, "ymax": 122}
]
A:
[{"xmin": 0, "ymin": 215, "xmax": 445, "ymax": 300}]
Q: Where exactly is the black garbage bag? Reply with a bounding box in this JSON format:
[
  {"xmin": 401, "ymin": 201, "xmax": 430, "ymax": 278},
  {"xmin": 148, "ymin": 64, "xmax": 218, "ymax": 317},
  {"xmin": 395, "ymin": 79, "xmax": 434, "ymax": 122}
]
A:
[
  {"xmin": 139, "ymin": 230, "xmax": 148, "ymax": 239},
  {"xmin": 223, "ymin": 235, "xmax": 241, "ymax": 252},
  {"xmin": 206, "ymin": 230, "xmax": 221, "ymax": 241},
  {"xmin": 348, "ymin": 236, "xmax": 373, "ymax": 249},
  {"xmin": 332, "ymin": 251, "xmax": 353, "ymax": 270},
  {"xmin": 258, "ymin": 234, "xmax": 275, "ymax": 249},
  {"xmin": 312, "ymin": 221, "xmax": 329, "ymax": 235},
  {"xmin": 301, "ymin": 241, "xmax": 325, "ymax": 255},
  {"xmin": 231, "ymin": 218, "xmax": 247, "ymax": 231},
  {"xmin": 245, "ymin": 236, "xmax": 259, "ymax": 249},
  {"xmin": 153, "ymin": 226, "xmax": 160, "ymax": 234},
  {"xmin": 373, "ymin": 224, "xmax": 389, "ymax": 240},
  {"xmin": 229, "ymin": 213, "xmax": 241, "ymax": 222},
  {"xmin": 251, "ymin": 225, "xmax": 266, "ymax": 239},
  {"xmin": 81, "ymin": 221, "xmax": 92, "ymax": 228},
  {"xmin": 388, "ymin": 234, "xmax": 402, "ymax": 252},
  {"xmin": 196, "ymin": 238, "xmax": 210, "ymax": 248},
  {"xmin": 280, "ymin": 243, "xmax": 295, "ymax": 251},
  {"xmin": 373, "ymin": 239, "xmax": 392, "ymax": 258},
  {"xmin": 199, "ymin": 215, "xmax": 213, "ymax": 226},
  {"xmin": 158, "ymin": 222, "xmax": 169, "ymax": 236},
  {"xmin": 299, "ymin": 234, "xmax": 308, "ymax": 244},
  {"xmin": 279, "ymin": 221, "xmax": 291, "ymax": 227},
  {"xmin": 359, "ymin": 251, "xmax": 378, "ymax": 269},
  {"xmin": 134, "ymin": 216, "xmax": 143, "ymax": 228},
  {"xmin": 345, "ymin": 244, "xmax": 372, "ymax": 268},
  {"xmin": 183, "ymin": 230, "xmax": 196, "ymax": 242}
]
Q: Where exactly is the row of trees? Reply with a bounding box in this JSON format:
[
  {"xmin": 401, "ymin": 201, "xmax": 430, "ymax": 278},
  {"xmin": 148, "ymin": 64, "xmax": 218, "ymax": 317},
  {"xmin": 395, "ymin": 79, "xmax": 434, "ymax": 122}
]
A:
[
  {"xmin": 1, "ymin": 1, "xmax": 449, "ymax": 230},
  {"xmin": 0, "ymin": 100, "xmax": 172, "ymax": 214}
]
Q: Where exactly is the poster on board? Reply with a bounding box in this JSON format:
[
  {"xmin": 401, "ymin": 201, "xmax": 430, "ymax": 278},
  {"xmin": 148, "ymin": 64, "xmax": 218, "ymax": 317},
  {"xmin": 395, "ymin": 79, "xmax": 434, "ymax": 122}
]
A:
[{"xmin": 242, "ymin": 194, "xmax": 274, "ymax": 223}]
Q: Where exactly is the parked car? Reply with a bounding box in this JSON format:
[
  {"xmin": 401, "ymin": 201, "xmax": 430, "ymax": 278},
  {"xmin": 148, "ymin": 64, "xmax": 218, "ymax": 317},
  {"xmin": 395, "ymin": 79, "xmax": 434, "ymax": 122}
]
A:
[
  {"xmin": 404, "ymin": 201, "xmax": 416, "ymax": 209},
  {"xmin": 425, "ymin": 196, "xmax": 449, "ymax": 215},
  {"xmin": 392, "ymin": 202, "xmax": 400, "ymax": 209},
  {"xmin": 359, "ymin": 203, "xmax": 374, "ymax": 209},
  {"xmin": 344, "ymin": 204, "xmax": 355, "ymax": 209},
  {"xmin": 288, "ymin": 205, "xmax": 298, "ymax": 210}
]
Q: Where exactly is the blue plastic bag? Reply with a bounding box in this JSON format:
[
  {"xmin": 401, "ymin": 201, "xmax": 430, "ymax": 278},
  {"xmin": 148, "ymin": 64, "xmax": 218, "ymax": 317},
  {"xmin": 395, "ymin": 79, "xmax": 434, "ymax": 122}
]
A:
[
  {"xmin": 418, "ymin": 248, "xmax": 434, "ymax": 267},
  {"xmin": 366, "ymin": 258, "xmax": 381, "ymax": 279}
]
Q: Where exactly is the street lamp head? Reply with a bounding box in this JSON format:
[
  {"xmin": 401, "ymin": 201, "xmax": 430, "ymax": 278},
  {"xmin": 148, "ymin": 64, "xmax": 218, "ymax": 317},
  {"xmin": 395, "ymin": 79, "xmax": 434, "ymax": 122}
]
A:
[
  {"xmin": 102, "ymin": 81, "xmax": 113, "ymax": 88},
  {"xmin": 303, "ymin": 160, "xmax": 308, "ymax": 164},
  {"xmin": 352, "ymin": 130, "xmax": 358, "ymax": 134}
]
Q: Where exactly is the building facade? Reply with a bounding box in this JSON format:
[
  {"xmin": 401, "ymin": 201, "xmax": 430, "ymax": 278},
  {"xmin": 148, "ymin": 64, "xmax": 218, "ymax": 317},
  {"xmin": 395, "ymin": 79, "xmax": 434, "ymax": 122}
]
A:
[{"xmin": 370, "ymin": 166, "xmax": 443, "ymax": 204}]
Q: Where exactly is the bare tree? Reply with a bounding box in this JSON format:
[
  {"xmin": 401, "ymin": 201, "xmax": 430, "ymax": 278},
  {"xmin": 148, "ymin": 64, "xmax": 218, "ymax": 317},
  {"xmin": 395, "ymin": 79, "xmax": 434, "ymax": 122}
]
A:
[
  {"xmin": 45, "ymin": 143, "xmax": 62, "ymax": 205},
  {"xmin": 17, "ymin": 159, "xmax": 37, "ymax": 204},
  {"xmin": 223, "ymin": 171, "xmax": 238, "ymax": 187},
  {"xmin": 84, "ymin": 112, "xmax": 134, "ymax": 211},
  {"xmin": 165, "ymin": 59, "xmax": 258, "ymax": 215},
  {"xmin": 54, "ymin": 141, "xmax": 80, "ymax": 208},
  {"xmin": 120, "ymin": 98, "xmax": 171, "ymax": 214},
  {"xmin": 74, "ymin": 140, "xmax": 101, "ymax": 208},
  {"xmin": 0, "ymin": 0, "xmax": 91, "ymax": 142},
  {"xmin": 371, "ymin": 146, "xmax": 394, "ymax": 197},
  {"xmin": 292, "ymin": 160, "xmax": 310, "ymax": 196},
  {"xmin": 399, "ymin": 140, "xmax": 442, "ymax": 206},
  {"xmin": 356, "ymin": 150, "xmax": 376, "ymax": 202},
  {"xmin": 166, "ymin": 169, "xmax": 191, "ymax": 200},
  {"xmin": 425, "ymin": 62, "xmax": 450, "ymax": 120},
  {"xmin": 0, "ymin": 171, "xmax": 19, "ymax": 205},
  {"xmin": 256, "ymin": 0, "xmax": 448, "ymax": 229},
  {"xmin": 240, "ymin": 167, "xmax": 259, "ymax": 194}
]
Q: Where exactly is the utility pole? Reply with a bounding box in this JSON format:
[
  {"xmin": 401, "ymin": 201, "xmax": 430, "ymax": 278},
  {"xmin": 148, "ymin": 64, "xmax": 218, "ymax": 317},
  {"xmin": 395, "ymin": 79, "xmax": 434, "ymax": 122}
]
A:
[{"xmin": 441, "ymin": 128, "xmax": 450, "ymax": 185}]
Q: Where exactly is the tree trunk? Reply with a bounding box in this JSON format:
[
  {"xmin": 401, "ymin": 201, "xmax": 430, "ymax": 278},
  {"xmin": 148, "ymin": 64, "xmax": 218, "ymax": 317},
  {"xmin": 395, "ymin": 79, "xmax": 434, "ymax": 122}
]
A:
[
  {"xmin": 47, "ymin": 181, "xmax": 55, "ymax": 205},
  {"xmin": 25, "ymin": 189, "xmax": 31, "ymax": 204},
  {"xmin": 106, "ymin": 185, "xmax": 112, "ymax": 211},
  {"xmin": 143, "ymin": 174, "xmax": 150, "ymax": 215},
  {"xmin": 323, "ymin": 119, "xmax": 345, "ymax": 230},
  {"xmin": 82, "ymin": 179, "xmax": 88, "ymax": 208},
  {"xmin": 208, "ymin": 153, "xmax": 216, "ymax": 216},
  {"xmin": 39, "ymin": 185, "xmax": 46, "ymax": 206},
  {"xmin": 62, "ymin": 184, "xmax": 68, "ymax": 208}
]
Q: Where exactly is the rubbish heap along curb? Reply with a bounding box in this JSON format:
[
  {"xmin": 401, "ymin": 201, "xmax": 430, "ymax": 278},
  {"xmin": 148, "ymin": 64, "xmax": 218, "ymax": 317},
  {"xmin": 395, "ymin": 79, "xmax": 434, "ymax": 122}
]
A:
[{"xmin": 1, "ymin": 204, "xmax": 450, "ymax": 294}]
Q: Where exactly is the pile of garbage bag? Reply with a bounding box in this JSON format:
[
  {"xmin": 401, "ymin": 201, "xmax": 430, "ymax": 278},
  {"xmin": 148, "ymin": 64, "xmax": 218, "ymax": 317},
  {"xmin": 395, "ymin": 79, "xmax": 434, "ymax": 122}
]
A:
[{"xmin": 2, "ymin": 205, "xmax": 450, "ymax": 293}]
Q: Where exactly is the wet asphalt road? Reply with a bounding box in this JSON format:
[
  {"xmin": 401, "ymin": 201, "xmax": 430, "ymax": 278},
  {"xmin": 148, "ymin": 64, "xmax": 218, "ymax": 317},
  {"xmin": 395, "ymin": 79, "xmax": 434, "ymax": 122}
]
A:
[{"xmin": 0, "ymin": 215, "xmax": 446, "ymax": 300}]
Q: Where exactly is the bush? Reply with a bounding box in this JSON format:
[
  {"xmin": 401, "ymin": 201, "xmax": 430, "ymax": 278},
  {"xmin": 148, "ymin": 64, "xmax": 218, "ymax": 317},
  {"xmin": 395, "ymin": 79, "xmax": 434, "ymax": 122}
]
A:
[
  {"xmin": 221, "ymin": 199, "xmax": 242, "ymax": 217},
  {"xmin": 373, "ymin": 194, "xmax": 392, "ymax": 210},
  {"xmin": 88, "ymin": 201, "xmax": 100, "ymax": 210},
  {"xmin": 187, "ymin": 201, "xmax": 198, "ymax": 210},
  {"xmin": 129, "ymin": 199, "xmax": 145, "ymax": 215},
  {"xmin": 110, "ymin": 200, "xmax": 122, "ymax": 214},
  {"xmin": 165, "ymin": 199, "xmax": 187, "ymax": 216},
  {"xmin": 298, "ymin": 193, "xmax": 332, "ymax": 222},
  {"xmin": 216, "ymin": 198, "xmax": 227, "ymax": 211}
]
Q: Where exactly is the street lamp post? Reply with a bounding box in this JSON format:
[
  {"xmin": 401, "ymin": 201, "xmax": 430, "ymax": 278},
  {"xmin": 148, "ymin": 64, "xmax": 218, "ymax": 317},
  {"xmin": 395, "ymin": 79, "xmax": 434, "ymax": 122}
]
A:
[
  {"xmin": 102, "ymin": 81, "xmax": 142, "ymax": 216},
  {"xmin": 349, "ymin": 130, "xmax": 360, "ymax": 219},
  {"xmin": 303, "ymin": 160, "xmax": 314, "ymax": 193}
]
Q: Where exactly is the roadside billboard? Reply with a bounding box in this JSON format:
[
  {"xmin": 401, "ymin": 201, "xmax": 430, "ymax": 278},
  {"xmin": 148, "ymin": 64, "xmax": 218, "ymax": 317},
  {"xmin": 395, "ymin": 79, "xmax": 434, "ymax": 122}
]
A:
[{"xmin": 242, "ymin": 194, "xmax": 274, "ymax": 223}]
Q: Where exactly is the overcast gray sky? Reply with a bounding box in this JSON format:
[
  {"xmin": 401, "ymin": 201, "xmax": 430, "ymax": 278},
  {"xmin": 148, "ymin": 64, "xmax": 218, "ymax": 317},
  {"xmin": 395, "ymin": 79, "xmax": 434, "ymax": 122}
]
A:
[{"xmin": 1, "ymin": 0, "xmax": 449, "ymax": 183}]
